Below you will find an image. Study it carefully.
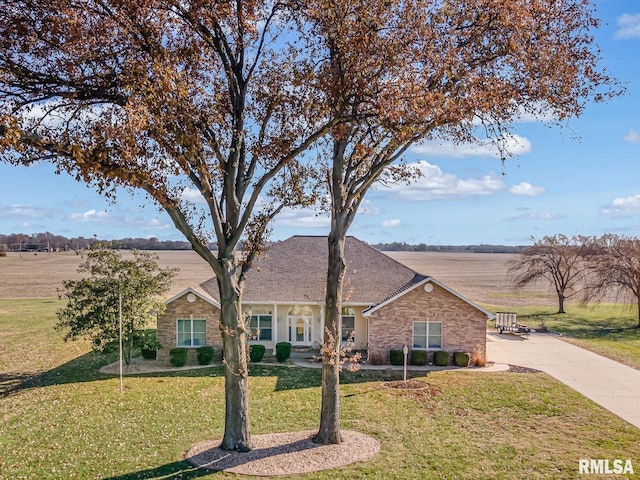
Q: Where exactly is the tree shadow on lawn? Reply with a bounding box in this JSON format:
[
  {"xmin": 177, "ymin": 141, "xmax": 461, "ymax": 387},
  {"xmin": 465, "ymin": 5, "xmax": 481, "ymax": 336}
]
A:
[
  {"xmin": 102, "ymin": 460, "xmax": 212, "ymax": 480},
  {"xmin": 520, "ymin": 311, "xmax": 640, "ymax": 340},
  {"xmin": 248, "ymin": 364, "xmax": 425, "ymax": 391},
  {"xmin": 0, "ymin": 350, "xmax": 117, "ymax": 397},
  {"xmin": 1, "ymin": 353, "xmax": 423, "ymax": 398},
  {"xmin": 564, "ymin": 326, "xmax": 640, "ymax": 340},
  {"xmin": 103, "ymin": 433, "xmax": 331, "ymax": 479}
]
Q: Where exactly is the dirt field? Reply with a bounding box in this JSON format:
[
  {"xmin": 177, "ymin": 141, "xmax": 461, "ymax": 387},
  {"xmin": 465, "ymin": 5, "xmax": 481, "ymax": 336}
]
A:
[
  {"xmin": 0, "ymin": 250, "xmax": 554, "ymax": 307},
  {"xmin": 385, "ymin": 251, "xmax": 553, "ymax": 307},
  {"xmin": 0, "ymin": 250, "xmax": 213, "ymax": 299}
]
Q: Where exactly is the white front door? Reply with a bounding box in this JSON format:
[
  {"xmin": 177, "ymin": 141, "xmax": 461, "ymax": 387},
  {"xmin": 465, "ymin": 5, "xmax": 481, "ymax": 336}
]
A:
[{"xmin": 288, "ymin": 315, "xmax": 311, "ymax": 345}]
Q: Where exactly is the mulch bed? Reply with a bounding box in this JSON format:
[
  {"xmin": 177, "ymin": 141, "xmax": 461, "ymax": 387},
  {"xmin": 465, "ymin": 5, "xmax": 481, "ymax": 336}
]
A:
[
  {"xmin": 186, "ymin": 430, "xmax": 380, "ymax": 476},
  {"xmin": 381, "ymin": 379, "xmax": 431, "ymax": 390}
]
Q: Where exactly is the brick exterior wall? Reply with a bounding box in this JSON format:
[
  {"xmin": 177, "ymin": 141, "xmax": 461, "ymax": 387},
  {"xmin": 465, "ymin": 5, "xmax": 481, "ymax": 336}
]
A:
[
  {"xmin": 368, "ymin": 282, "xmax": 487, "ymax": 365},
  {"xmin": 156, "ymin": 292, "xmax": 222, "ymax": 365}
]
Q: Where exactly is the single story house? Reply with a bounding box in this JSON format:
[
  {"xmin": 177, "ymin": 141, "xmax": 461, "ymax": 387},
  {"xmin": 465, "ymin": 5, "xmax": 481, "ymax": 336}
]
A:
[{"xmin": 156, "ymin": 236, "xmax": 493, "ymax": 364}]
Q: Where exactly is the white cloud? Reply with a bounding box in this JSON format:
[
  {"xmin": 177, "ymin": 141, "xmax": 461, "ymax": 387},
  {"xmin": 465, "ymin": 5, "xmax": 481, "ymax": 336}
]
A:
[
  {"xmin": 513, "ymin": 103, "xmax": 558, "ymax": 123},
  {"xmin": 503, "ymin": 212, "xmax": 567, "ymax": 222},
  {"xmin": 64, "ymin": 208, "xmax": 172, "ymax": 233},
  {"xmin": 181, "ymin": 187, "xmax": 205, "ymax": 204},
  {"xmin": 381, "ymin": 218, "xmax": 401, "ymax": 228},
  {"xmin": 357, "ymin": 199, "xmax": 380, "ymax": 216},
  {"xmin": 67, "ymin": 209, "xmax": 108, "ymax": 222},
  {"xmin": 509, "ymin": 182, "xmax": 546, "ymax": 196},
  {"xmin": 274, "ymin": 207, "xmax": 330, "ymax": 228},
  {"xmin": 380, "ymin": 161, "xmax": 505, "ymax": 201},
  {"xmin": 1, "ymin": 204, "xmax": 60, "ymax": 219},
  {"xmin": 624, "ymin": 129, "xmax": 640, "ymax": 144},
  {"xmin": 600, "ymin": 194, "xmax": 640, "ymax": 217},
  {"xmin": 271, "ymin": 198, "xmax": 377, "ymax": 227},
  {"xmin": 410, "ymin": 134, "xmax": 532, "ymax": 159},
  {"xmin": 616, "ymin": 13, "xmax": 640, "ymax": 39}
]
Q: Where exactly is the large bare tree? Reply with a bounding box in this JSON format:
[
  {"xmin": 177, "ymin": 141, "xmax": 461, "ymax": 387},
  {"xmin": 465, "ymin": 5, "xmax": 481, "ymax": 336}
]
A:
[
  {"xmin": 0, "ymin": 0, "xmax": 345, "ymax": 451},
  {"xmin": 508, "ymin": 235, "xmax": 594, "ymax": 314},
  {"xmin": 301, "ymin": 0, "xmax": 617, "ymax": 444},
  {"xmin": 587, "ymin": 234, "xmax": 640, "ymax": 327}
]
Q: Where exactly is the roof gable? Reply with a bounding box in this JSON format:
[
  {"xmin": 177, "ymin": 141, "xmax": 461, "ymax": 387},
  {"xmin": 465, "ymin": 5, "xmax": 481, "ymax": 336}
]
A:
[
  {"xmin": 362, "ymin": 277, "xmax": 495, "ymax": 319},
  {"xmin": 164, "ymin": 287, "xmax": 220, "ymax": 308}
]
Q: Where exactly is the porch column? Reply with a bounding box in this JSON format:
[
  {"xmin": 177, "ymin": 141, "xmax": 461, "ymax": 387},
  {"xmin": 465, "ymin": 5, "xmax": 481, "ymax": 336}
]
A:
[{"xmin": 272, "ymin": 303, "xmax": 278, "ymax": 355}]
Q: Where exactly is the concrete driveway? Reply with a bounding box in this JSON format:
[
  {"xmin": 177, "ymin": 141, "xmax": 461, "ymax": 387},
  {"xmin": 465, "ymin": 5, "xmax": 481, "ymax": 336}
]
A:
[{"xmin": 487, "ymin": 332, "xmax": 640, "ymax": 430}]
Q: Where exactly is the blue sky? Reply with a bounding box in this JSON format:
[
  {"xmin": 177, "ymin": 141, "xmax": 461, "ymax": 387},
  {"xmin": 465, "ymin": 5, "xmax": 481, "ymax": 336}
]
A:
[{"xmin": 1, "ymin": 1, "xmax": 639, "ymax": 246}]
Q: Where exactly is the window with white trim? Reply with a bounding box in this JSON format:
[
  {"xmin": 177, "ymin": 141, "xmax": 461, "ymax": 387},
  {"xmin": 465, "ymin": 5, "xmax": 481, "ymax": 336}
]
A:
[
  {"xmin": 341, "ymin": 307, "xmax": 356, "ymax": 342},
  {"xmin": 412, "ymin": 321, "xmax": 442, "ymax": 350},
  {"xmin": 249, "ymin": 314, "xmax": 272, "ymax": 341},
  {"xmin": 177, "ymin": 318, "xmax": 206, "ymax": 347}
]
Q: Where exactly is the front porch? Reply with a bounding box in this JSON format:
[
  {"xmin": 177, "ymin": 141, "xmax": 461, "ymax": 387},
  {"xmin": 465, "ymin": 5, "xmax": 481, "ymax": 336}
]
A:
[{"xmin": 244, "ymin": 303, "xmax": 369, "ymax": 355}]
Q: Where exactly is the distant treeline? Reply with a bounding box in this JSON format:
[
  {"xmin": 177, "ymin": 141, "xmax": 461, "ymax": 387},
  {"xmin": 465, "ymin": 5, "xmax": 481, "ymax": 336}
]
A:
[
  {"xmin": 0, "ymin": 232, "xmax": 206, "ymax": 252},
  {"xmin": 371, "ymin": 242, "xmax": 527, "ymax": 253},
  {"xmin": 1, "ymin": 232, "xmax": 525, "ymax": 254}
]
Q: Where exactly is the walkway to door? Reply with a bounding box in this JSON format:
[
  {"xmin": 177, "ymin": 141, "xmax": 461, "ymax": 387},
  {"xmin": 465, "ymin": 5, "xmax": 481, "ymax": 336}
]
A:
[{"xmin": 487, "ymin": 332, "xmax": 640, "ymax": 430}]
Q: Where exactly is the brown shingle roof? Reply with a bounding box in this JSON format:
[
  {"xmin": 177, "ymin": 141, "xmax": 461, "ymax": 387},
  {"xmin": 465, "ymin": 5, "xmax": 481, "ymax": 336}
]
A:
[{"xmin": 199, "ymin": 235, "xmax": 420, "ymax": 305}]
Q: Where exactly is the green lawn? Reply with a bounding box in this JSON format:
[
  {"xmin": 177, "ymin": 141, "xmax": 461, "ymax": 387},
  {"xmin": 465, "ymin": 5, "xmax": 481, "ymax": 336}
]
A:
[
  {"xmin": 485, "ymin": 302, "xmax": 640, "ymax": 370},
  {"xmin": 2, "ymin": 299, "xmax": 640, "ymax": 479}
]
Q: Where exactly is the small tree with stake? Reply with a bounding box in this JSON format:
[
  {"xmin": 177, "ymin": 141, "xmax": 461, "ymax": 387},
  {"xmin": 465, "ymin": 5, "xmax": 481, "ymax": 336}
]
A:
[{"xmin": 56, "ymin": 245, "xmax": 176, "ymax": 364}]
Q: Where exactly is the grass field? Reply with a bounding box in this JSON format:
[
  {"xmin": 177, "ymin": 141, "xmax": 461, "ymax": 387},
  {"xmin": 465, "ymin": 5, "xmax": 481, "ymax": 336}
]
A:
[{"xmin": 3, "ymin": 298, "xmax": 640, "ymax": 479}]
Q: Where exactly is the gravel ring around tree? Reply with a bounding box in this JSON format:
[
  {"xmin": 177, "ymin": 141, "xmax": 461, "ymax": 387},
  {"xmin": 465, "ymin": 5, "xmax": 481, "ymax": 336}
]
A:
[{"xmin": 186, "ymin": 430, "xmax": 380, "ymax": 476}]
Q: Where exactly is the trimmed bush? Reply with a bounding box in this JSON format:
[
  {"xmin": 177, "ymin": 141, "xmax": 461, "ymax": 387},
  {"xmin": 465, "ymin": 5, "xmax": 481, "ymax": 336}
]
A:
[
  {"xmin": 250, "ymin": 344, "xmax": 266, "ymax": 362},
  {"xmin": 169, "ymin": 348, "xmax": 188, "ymax": 367},
  {"xmin": 411, "ymin": 350, "xmax": 427, "ymax": 366},
  {"xmin": 433, "ymin": 350, "xmax": 450, "ymax": 366},
  {"xmin": 275, "ymin": 342, "xmax": 292, "ymax": 362},
  {"xmin": 197, "ymin": 346, "xmax": 214, "ymax": 365},
  {"xmin": 141, "ymin": 348, "xmax": 157, "ymax": 360},
  {"xmin": 454, "ymin": 352, "xmax": 470, "ymax": 367},
  {"xmin": 389, "ymin": 349, "xmax": 404, "ymax": 366}
]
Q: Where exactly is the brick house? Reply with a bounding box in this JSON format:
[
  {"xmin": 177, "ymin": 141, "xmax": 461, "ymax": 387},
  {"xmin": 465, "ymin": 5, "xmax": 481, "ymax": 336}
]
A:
[{"xmin": 156, "ymin": 236, "xmax": 492, "ymax": 364}]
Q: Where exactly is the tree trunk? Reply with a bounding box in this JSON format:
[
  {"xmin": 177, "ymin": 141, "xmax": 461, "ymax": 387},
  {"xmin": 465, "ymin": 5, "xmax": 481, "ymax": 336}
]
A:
[
  {"xmin": 557, "ymin": 293, "xmax": 565, "ymax": 314},
  {"xmin": 636, "ymin": 297, "xmax": 640, "ymax": 329},
  {"xmin": 217, "ymin": 257, "xmax": 252, "ymax": 451},
  {"xmin": 315, "ymin": 229, "xmax": 345, "ymax": 445}
]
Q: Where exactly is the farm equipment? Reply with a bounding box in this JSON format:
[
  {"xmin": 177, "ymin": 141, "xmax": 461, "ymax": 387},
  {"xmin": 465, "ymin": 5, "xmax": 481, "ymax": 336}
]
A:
[{"xmin": 495, "ymin": 312, "xmax": 531, "ymax": 336}]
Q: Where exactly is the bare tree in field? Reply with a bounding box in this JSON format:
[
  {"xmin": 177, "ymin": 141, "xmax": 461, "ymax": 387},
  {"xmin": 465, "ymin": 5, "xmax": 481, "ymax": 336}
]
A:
[
  {"xmin": 302, "ymin": 0, "xmax": 618, "ymax": 444},
  {"xmin": 0, "ymin": 0, "xmax": 355, "ymax": 452},
  {"xmin": 508, "ymin": 235, "xmax": 595, "ymax": 314},
  {"xmin": 587, "ymin": 234, "xmax": 640, "ymax": 327}
]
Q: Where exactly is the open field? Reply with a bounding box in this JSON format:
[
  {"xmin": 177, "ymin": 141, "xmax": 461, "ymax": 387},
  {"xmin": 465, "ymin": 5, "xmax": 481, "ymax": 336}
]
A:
[
  {"xmin": 0, "ymin": 250, "xmax": 214, "ymax": 299},
  {"xmin": 386, "ymin": 251, "xmax": 556, "ymax": 307},
  {"xmin": 2, "ymin": 299, "xmax": 640, "ymax": 479},
  {"xmin": 0, "ymin": 250, "xmax": 553, "ymax": 306},
  {"xmin": 2, "ymin": 248, "xmax": 639, "ymax": 366}
]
